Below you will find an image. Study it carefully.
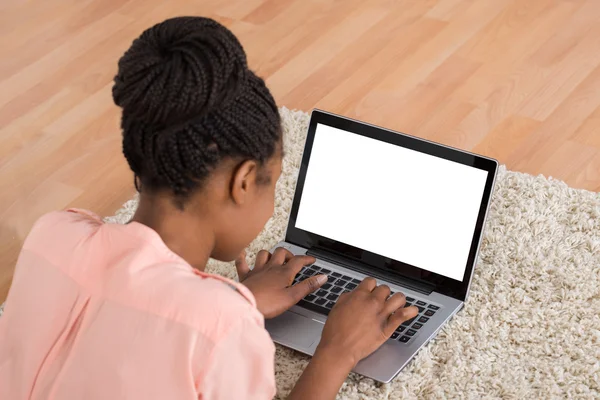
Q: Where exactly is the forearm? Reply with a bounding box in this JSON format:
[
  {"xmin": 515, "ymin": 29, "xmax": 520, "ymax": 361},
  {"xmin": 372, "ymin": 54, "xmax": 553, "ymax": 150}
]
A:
[{"xmin": 287, "ymin": 345, "xmax": 355, "ymax": 400}]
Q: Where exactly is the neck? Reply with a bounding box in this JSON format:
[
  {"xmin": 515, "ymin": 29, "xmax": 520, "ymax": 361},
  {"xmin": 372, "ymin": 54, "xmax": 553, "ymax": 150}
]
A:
[{"xmin": 131, "ymin": 192, "xmax": 214, "ymax": 271}]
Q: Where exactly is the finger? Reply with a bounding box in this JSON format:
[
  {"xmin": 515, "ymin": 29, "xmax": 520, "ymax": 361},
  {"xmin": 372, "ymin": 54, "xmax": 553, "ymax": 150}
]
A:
[
  {"xmin": 381, "ymin": 292, "xmax": 406, "ymax": 315},
  {"xmin": 372, "ymin": 285, "xmax": 391, "ymax": 302},
  {"xmin": 283, "ymin": 256, "xmax": 316, "ymax": 286},
  {"xmin": 288, "ymin": 274, "xmax": 328, "ymax": 302},
  {"xmin": 270, "ymin": 247, "xmax": 294, "ymax": 266},
  {"xmin": 254, "ymin": 250, "xmax": 272, "ymax": 270},
  {"xmin": 383, "ymin": 306, "xmax": 419, "ymax": 336},
  {"xmin": 234, "ymin": 250, "xmax": 250, "ymax": 280},
  {"xmin": 285, "ymin": 255, "xmax": 316, "ymax": 275},
  {"xmin": 357, "ymin": 277, "xmax": 377, "ymax": 292}
]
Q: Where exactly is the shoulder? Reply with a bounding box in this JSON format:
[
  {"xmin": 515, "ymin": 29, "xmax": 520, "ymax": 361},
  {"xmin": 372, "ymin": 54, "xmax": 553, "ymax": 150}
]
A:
[
  {"xmin": 26, "ymin": 209, "xmax": 101, "ymax": 238},
  {"xmin": 34, "ymin": 208, "xmax": 101, "ymax": 227},
  {"xmin": 118, "ymin": 262, "xmax": 265, "ymax": 340},
  {"xmin": 23, "ymin": 210, "xmax": 265, "ymax": 341},
  {"xmin": 22, "ymin": 209, "xmax": 102, "ymax": 255},
  {"xmin": 174, "ymin": 271, "xmax": 264, "ymax": 336}
]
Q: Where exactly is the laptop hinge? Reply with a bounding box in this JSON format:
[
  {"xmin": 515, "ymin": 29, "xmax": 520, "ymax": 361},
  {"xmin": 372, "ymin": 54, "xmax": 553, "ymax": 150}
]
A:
[{"xmin": 306, "ymin": 247, "xmax": 434, "ymax": 295}]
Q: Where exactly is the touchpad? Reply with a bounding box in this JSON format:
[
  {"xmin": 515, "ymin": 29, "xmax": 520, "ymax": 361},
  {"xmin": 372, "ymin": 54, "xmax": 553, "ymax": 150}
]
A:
[{"xmin": 265, "ymin": 311, "xmax": 323, "ymax": 349}]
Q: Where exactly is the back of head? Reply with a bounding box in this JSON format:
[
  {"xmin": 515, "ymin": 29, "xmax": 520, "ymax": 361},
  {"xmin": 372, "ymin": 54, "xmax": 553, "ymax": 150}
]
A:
[{"xmin": 112, "ymin": 17, "xmax": 281, "ymax": 202}]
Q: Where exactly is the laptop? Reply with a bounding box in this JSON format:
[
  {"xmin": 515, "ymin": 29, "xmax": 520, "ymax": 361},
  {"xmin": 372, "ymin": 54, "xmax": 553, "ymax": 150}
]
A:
[{"xmin": 265, "ymin": 109, "xmax": 498, "ymax": 383}]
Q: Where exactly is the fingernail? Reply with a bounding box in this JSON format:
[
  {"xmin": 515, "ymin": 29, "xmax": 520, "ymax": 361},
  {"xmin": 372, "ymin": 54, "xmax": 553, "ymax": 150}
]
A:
[{"xmin": 316, "ymin": 275, "xmax": 328, "ymax": 285}]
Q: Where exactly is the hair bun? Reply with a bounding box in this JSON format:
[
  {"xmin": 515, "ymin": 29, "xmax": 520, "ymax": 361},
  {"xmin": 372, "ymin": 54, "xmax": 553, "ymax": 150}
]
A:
[{"xmin": 112, "ymin": 17, "xmax": 248, "ymax": 126}]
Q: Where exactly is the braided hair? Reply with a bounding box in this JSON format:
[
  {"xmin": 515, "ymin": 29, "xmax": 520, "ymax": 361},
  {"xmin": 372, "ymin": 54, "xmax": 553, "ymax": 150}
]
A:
[{"xmin": 112, "ymin": 17, "xmax": 281, "ymax": 207}]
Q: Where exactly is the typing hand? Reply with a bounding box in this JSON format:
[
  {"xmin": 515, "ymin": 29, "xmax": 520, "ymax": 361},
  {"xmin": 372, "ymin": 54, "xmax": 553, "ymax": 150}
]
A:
[
  {"xmin": 235, "ymin": 248, "xmax": 327, "ymax": 319},
  {"xmin": 317, "ymin": 278, "xmax": 419, "ymax": 367}
]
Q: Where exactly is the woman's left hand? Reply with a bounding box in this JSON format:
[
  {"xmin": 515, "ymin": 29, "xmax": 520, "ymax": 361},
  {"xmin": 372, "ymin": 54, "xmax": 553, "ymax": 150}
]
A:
[{"xmin": 235, "ymin": 248, "xmax": 327, "ymax": 319}]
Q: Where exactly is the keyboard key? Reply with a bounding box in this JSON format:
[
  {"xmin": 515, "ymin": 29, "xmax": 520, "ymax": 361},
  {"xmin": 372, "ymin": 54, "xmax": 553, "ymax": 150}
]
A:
[
  {"xmin": 404, "ymin": 303, "xmax": 412, "ymax": 308},
  {"xmin": 297, "ymin": 299, "xmax": 330, "ymax": 316},
  {"xmin": 320, "ymin": 268, "xmax": 331, "ymax": 274},
  {"xmin": 395, "ymin": 326, "xmax": 405, "ymax": 333},
  {"xmin": 416, "ymin": 306, "xmax": 425, "ymax": 313},
  {"xmin": 305, "ymin": 270, "xmax": 317, "ymax": 276},
  {"xmin": 399, "ymin": 336, "xmax": 411, "ymax": 343},
  {"xmin": 335, "ymin": 279, "xmax": 348, "ymax": 286},
  {"xmin": 346, "ymin": 283, "xmax": 357, "ymax": 290},
  {"xmin": 305, "ymin": 294, "xmax": 317, "ymax": 302},
  {"xmin": 402, "ymin": 315, "xmax": 417, "ymax": 326},
  {"xmin": 343, "ymin": 290, "xmax": 350, "ymax": 294},
  {"xmin": 342, "ymin": 275, "xmax": 352, "ymax": 281},
  {"xmin": 391, "ymin": 332, "xmax": 399, "ymax": 339},
  {"xmin": 424, "ymin": 310, "xmax": 435, "ymax": 317},
  {"xmin": 322, "ymin": 283, "xmax": 332, "ymax": 290},
  {"xmin": 326, "ymin": 293, "xmax": 339, "ymax": 301},
  {"xmin": 299, "ymin": 275, "xmax": 310, "ymax": 282},
  {"xmin": 351, "ymin": 278, "xmax": 362, "ymax": 285},
  {"xmin": 418, "ymin": 316, "xmax": 429, "ymax": 323},
  {"xmin": 316, "ymin": 290, "xmax": 328, "ymax": 297},
  {"xmin": 311, "ymin": 266, "xmax": 321, "ymax": 271},
  {"xmin": 327, "ymin": 276, "xmax": 336, "ymax": 283},
  {"xmin": 332, "ymin": 272, "xmax": 342, "ymax": 278},
  {"xmin": 406, "ymin": 297, "xmax": 415, "ymax": 302},
  {"xmin": 406, "ymin": 329, "xmax": 416, "ymax": 336},
  {"xmin": 412, "ymin": 322, "xmax": 423, "ymax": 329},
  {"xmin": 326, "ymin": 301, "xmax": 336, "ymax": 309},
  {"xmin": 315, "ymin": 298, "xmax": 327, "ymax": 306},
  {"xmin": 416, "ymin": 300, "xmax": 427, "ymax": 306},
  {"xmin": 428, "ymin": 304, "xmax": 440, "ymax": 310},
  {"xmin": 331, "ymin": 286, "xmax": 343, "ymax": 294}
]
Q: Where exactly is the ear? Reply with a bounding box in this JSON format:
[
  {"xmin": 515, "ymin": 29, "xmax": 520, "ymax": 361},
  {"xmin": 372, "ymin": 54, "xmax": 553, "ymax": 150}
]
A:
[{"xmin": 230, "ymin": 160, "xmax": 258, "ymax": 206}]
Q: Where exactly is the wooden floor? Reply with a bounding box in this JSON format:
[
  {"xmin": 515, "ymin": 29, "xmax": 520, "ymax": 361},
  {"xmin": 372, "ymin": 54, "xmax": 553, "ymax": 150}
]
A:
[{"xmin": 1, "ymin": 0, "xmax": 600, "ymax": 302}]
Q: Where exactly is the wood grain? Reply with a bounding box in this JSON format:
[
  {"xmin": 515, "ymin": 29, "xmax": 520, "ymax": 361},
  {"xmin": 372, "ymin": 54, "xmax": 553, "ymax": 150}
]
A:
[{"xmin": 1, "ymin": 0, "xmax": 600, "ymax": 302}]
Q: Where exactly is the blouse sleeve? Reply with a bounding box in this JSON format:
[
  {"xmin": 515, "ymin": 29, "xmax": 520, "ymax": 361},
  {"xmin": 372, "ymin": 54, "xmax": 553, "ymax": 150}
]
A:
[{"xmin": 199, "ymin": 315, "xmax": 276, "ymax": 400}]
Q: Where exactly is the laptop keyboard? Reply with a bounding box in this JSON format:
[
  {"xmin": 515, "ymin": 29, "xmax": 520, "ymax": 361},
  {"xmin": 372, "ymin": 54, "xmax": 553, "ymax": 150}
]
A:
[{"xmin": 293, "ymin": 264, "xmax": 441, "ymax": 344}]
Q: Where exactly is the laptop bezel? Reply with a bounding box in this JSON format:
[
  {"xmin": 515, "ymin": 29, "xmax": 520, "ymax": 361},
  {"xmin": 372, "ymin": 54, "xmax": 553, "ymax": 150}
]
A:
[{"xmin": 284, "ymin": 109, "xmax": 498, "ymax": 301}]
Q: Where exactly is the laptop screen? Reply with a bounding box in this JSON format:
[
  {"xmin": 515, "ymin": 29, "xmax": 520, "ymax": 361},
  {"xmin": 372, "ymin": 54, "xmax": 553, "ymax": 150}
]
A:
[{"xmin": 294, "ymin": 123, "xmax": 489, "ymax": 282}]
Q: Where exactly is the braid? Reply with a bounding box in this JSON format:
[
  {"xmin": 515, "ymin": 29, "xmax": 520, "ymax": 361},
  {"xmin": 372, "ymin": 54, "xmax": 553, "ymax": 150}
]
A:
[{"xmin": 112, "ymin": 17, "xmax": 281, "ymax": 203}]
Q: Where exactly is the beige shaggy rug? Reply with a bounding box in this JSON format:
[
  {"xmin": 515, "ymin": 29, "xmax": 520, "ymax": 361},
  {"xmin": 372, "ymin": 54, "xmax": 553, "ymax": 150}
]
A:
[
  {"xmin": 3, "ymin": 108, "xmax": 600, "ymax": 398},
  {"xmin": 104, "ymin": 108, "xmax": 600, "ymax": 399}
]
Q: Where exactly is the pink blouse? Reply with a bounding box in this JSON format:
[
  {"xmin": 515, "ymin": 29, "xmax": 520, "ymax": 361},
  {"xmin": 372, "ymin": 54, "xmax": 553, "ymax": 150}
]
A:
[{"xmin": 0, "ymin": 209, "xmax": 276, "ymax": 399}]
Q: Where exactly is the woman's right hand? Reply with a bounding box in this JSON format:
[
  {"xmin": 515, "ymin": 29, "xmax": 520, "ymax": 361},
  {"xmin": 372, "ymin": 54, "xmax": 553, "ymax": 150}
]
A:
[
  {"xmin": 316, "ymin": 277, "xmax": 419, "ymax": 367},
  {"xmin": 288, "ymin": 278, "xmax": 419, "ymax": 400}
]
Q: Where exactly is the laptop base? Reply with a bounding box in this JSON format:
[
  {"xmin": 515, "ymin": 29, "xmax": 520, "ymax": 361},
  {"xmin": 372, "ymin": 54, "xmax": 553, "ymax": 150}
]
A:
[{"xmin": 265, "ymin": 242, "xmax": 463, "ymax": 383}]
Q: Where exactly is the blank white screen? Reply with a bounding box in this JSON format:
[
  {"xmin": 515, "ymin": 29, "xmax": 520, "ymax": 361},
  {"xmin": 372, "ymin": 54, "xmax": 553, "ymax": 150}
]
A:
[{"xmin": 295, "ymin": 124, "xmax": 488, "ymax": 281}]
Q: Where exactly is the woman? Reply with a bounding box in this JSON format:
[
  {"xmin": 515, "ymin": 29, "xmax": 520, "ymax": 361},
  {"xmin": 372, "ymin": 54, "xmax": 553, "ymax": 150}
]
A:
[{"xmin": 0, "ymin": 17, "xmax": 418, "ymax": 399}]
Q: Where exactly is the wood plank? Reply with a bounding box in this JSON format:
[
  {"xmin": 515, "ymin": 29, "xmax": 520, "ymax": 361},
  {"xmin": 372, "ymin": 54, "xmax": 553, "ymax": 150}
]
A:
[
  {"xmin": 279, "ymin": 4, "xmax": 440, "ymax": 111},
  {"xmin": 266, "ymin": 5, "xmax": 390, "ymax": 99},
  {"xmin": 452, "ymin": 0, "xmax": 577, "ymax": 104},
  {"xmin": 572, "ymin": 105, "xmax": 600, "ymax": 149},
  {"xmin": 472, "ymin": 115, "xmax": 541, "ymax": 161},
  {"xmin": 539, "ymin": 141, "xmax": 600, "ymax": 192},
  {"xmin": 508, "ymin": 65, "xmax": 600, "ymax": 175}
]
